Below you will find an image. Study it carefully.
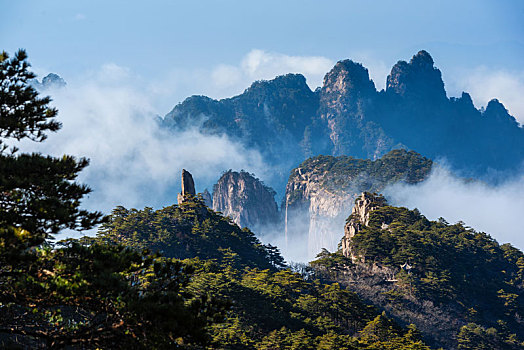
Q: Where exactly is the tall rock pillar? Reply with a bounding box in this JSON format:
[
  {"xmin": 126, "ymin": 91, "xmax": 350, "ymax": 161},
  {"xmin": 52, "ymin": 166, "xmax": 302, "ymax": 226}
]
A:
[{"xmin": 177, "ymin": 169, "xmax": 196, "ymax": 204}]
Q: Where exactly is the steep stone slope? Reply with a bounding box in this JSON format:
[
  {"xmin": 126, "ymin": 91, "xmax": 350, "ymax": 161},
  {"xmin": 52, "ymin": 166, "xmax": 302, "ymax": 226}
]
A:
[
  {"xmin": 341, "ymin": 192, "xmax": 387, "ymax": 261},
  {"xmin": 212, "ymin": 170, "xmax": 280, "ymax": 231},
  {"xmin": 163, "ymin": 50, "xmax": 524, "ymax": 186},
  {"xmin": 284, "ymin": 149, "xmax": 432, "ymax": 258},
  {"xmin": 319, "ymin": 59, "xmax": 396, "ymax": 158}
]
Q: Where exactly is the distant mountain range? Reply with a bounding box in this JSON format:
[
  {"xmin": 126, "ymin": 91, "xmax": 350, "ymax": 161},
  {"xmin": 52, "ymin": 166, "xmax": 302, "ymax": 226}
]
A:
[{"xmin": 163, "ymin": 50, "xmax": 524, "ymax": 188}]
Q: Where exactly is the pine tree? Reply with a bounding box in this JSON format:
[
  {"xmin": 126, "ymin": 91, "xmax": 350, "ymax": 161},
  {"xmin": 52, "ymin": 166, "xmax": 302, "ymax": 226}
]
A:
[{"xmin": 0, "ymin": 49, "xmax": 103, "ymax": 256}]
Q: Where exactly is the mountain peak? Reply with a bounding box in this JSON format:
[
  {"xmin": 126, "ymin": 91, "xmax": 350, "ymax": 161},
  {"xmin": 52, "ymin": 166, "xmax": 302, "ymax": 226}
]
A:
[
  {"xmin": 322, "ymin": 59, "xmax": 376, "ymax": 96},
  {"xmin": 31, "ymin": 73, "xmax": 66, "ymax": 90},
  {"xmin": 244, "ymin": 73, "xmax": 310, "ymax": 94},
  {"xmin": 212, "ymin": 170, "xmax": 279, "ymax": 230},
  {"xmin": 484, "ymin": 99, "xmax": 519, "ymax": 126},
  {"xmin": 386, "ymin": 50, "xmax": 446, "ymax": 101},
  {"xmin": 410, "ymin": 50, "xmax": 434, "ymax": 68}
]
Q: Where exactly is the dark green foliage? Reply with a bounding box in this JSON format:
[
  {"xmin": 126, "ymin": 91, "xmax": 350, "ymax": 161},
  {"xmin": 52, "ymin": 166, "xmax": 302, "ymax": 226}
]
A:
[
  {"xmin": 95, "ymin": 196, "xmax": 284, "ymax": 270},
  {"xmin": 0, "ymin": 50, "xmax": 60, "ymax": 147},
  {"xmin": 457, "ymin": 323, "xmax": 522, "ymax": 350},
  {"xmin": 0, "ymin": 50, "xmax": 217, "ymax": 349},
  {"xmin": 287, "ymin": 149, "xmax": 432, "ymax": 206},
  {"xmin": 84, "ymin": 196, "xmax": 432, "ymax": 349},
  {"xmin": 311, "ymin": 248, "xmax": 354, "ymax": 271},
  {"xmin": 0, "ymin": 241, "xmax": 226, "ymax": 348},
  {"xmin": 340, "ymin": 194, "xmax": 524, "ymax": 347},
  {"xmin": 183, "ymin": 256, "xmax": 429, "ymax": 349},
  {"xmin": 0, "ymin": 153, "xmax": 102, "ymax": 252},
  {"xmin": 0, "ymin": 49, "xmax": 102, "ymax": 255}
]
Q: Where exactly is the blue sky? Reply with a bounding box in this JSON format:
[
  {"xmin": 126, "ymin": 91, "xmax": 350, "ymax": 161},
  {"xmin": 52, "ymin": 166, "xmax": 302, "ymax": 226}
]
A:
[{"xmin": 2, "ymin": 1, "xmax": 523, "ymax": 105}]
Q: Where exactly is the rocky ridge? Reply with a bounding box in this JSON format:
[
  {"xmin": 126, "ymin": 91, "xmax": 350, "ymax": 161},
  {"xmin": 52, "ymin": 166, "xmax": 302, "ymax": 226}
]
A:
[
  {"xmin": 31, "ymin": 73, "xmax": 67, "ymax": 90},
  {"xmin": 163, "ymin": 50, "xmax": 524, "ymax": 187}
]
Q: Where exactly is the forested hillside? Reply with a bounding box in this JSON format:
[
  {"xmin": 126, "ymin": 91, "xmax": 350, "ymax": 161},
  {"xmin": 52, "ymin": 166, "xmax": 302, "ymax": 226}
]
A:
[
  {"xmin": 91, "ymin": 196, "xmax": 433, "ymax": 349},
  {"xmin": 312, "ymin": 193, "xmax": 524, "ymax": 349}
]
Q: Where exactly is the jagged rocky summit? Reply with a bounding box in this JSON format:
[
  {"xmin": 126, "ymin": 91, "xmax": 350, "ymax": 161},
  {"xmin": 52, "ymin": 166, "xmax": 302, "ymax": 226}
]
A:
[
  {"xmin": 163, "ymin": 50, "xmax": 524, "ymax": 189},
  {"xmin": 284, "ymin": 149, "xmax": 432, "ymax": 258},
  {"xmin": 212, "ymin": 170, "xmax": 280, "ymax": 231}
]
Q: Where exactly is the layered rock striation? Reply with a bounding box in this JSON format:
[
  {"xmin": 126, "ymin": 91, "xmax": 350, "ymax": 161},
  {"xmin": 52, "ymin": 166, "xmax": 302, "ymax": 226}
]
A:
[{"xmin": 213, "ymin": 170, "xmax": 280, "ymax": 231}]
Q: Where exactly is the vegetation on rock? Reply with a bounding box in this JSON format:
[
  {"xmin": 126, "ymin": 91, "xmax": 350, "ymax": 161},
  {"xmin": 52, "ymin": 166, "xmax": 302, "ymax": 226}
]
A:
[{"xmin": 311, "ymin": 193, "xmax": 524, "ymax": 349}]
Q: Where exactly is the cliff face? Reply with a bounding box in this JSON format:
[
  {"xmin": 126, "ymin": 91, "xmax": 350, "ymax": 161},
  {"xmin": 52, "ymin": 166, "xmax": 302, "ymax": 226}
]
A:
[
  {"xmin": 213, "ymin": 170, "xmax": 280, "ymax": 231},
  {"xmin": 318, "ymin": 60, "xmax": 395, "ymax": 158},
  {"xmin": 202, "ymin": 188, "xmax": 213, "ymax": 208},
  {"xmin": 284, "ymin": 162, "xmax": 354, "ymax": 259},
  {"xmin": 284, "ymin": 149, "xmax": 432, "ymax": 258},
  {"xmin": 163, "ymin": 50, "xmax": 524, "ymax": 184},
  {"xmin": 341, "ymin": 192, "xmax": 386, "ymax": 260}
]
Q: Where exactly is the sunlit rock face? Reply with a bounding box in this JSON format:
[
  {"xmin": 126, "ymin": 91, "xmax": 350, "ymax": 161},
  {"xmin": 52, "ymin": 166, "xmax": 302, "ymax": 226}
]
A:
[
  {"xmin": 284, "ymin": 150, "xmax": 432, "ymax": 259},
  {"xmin": 319, "ymin": 59, "xmax": 394, "ymax": 159},
  {"xmin": 341, "ymin": 192, "xmax": 385, "ymax": 261},
  {"xmin": 177, "ymin": 169, "xmax": 196, "ymax": 204},
  {"xmin": 212, "ymin": 170, "xmax": 280, "ymax": 231}
]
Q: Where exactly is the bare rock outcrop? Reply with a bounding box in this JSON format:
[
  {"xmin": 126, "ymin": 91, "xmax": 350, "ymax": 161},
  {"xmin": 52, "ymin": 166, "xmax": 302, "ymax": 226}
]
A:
[
  {"xmin": 213, "ymin": 170, "xmax": 279, "ymax": 231},
  {"xmin": 319, "ymin": 59, "xmax": 395, "ymax": 158},
  {"xmin": 177, "ymin": 169, "xmax": 196, "ymax": 204},
  {"xmin": 341, "ymin": 192, "xmax": 386, "ymax": 260},
  {"xmin": 284, "ymin": 163, "xmax": 355, "ymax": 259}
]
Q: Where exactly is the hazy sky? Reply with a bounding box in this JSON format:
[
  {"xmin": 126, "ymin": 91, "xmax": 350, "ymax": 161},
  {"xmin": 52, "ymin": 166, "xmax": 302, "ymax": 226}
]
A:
[{"xmin": 2, "ymin": 1, "xmax": 523, "ymax": 113}]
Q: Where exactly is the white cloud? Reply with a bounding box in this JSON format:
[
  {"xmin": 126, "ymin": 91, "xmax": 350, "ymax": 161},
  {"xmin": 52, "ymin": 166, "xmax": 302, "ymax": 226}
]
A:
[
  {"xmin": 209, "ymin": 49, "xmax": 334, "ymax": 97},
  {"xmin": 384, "ymin": 166, "xmax": 524, "ymax": 250},
  {"xmin": 238, "ymin": 49, "xmax": 334, "ymax": 87},
  {"xmin": 18, "ymin": 64, "xmax": 269, "ymax": 222},
  {"xmin": 451, "ymin": 67, "xmax": 524, "ymax": 124},
  {"xmin": 150, "ymin": 49, "xmax": 334, "ymax": 109}
]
